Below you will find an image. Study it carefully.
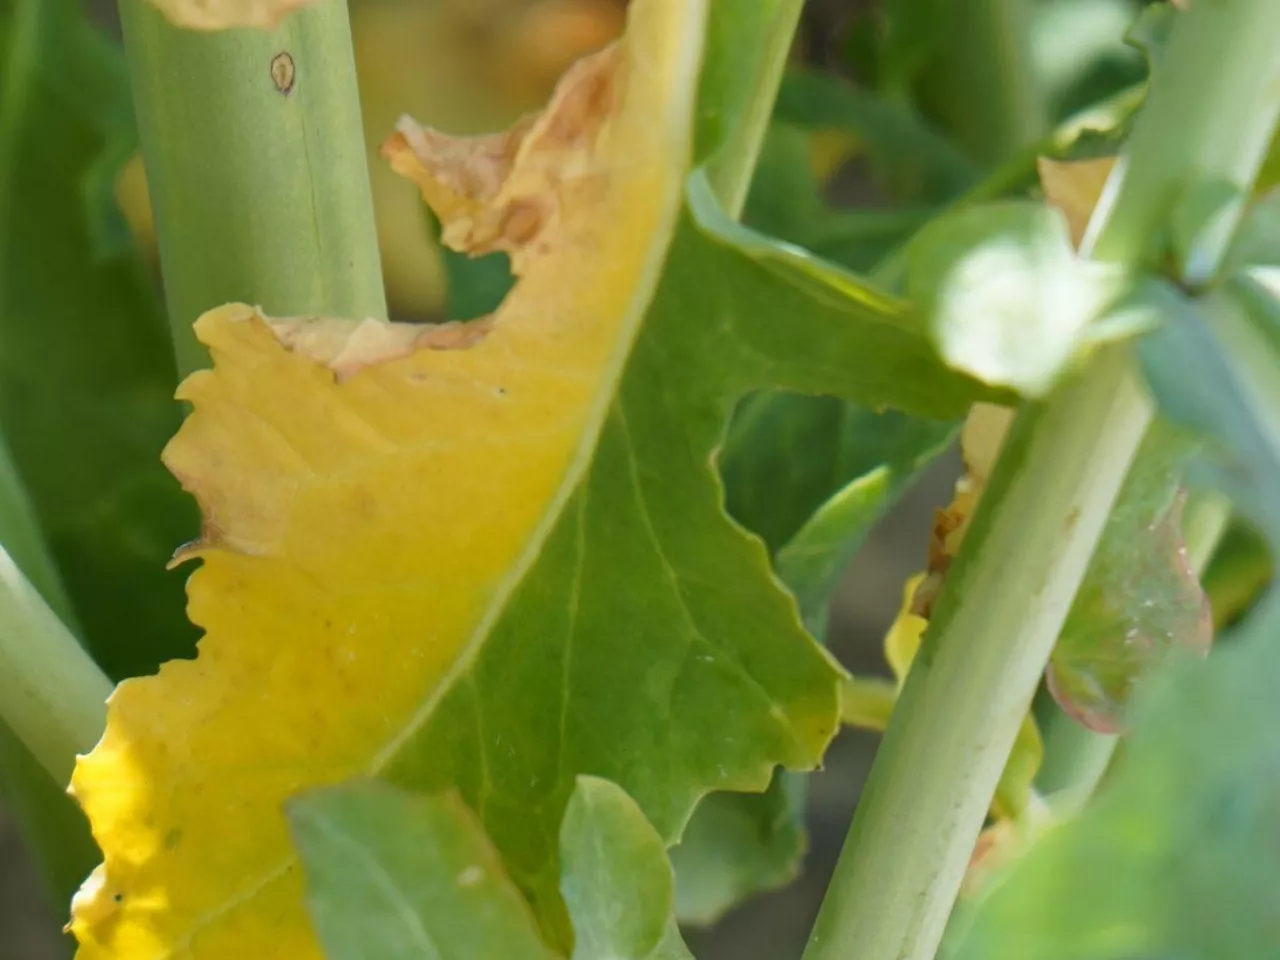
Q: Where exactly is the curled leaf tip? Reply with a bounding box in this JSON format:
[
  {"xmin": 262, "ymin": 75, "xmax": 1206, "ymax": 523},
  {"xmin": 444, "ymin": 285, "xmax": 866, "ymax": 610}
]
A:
[
  {"xmin": 382, "ymin": 43, "xmax": 622, "ymax": 276},
  {"xmin": 147, "ymin": 0, "xmax": 316, "ymax": 31}
]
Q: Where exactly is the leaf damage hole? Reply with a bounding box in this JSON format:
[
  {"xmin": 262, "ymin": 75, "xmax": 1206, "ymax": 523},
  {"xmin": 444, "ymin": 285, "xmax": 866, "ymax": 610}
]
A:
[{"xmin": 270, "ymin": 52, "xmax": 296, "ymax": 94}]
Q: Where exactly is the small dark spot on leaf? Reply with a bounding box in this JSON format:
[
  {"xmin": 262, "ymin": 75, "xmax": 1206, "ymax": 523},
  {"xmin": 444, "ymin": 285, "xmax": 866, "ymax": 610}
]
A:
[
  {"xmin": 1064, "ymin": 506, "xmax": 1081, "ymax": 533},
  {"xmin": 163, "ymin": 828, "xmax": 183, "ymax": 850},
  {"xmin": 271, "ymin": 53, "xmax": 296, "ymax": 94},
  {"xmin": 113, "ymin": 893, "xmax": 124, "ymax": 904}
]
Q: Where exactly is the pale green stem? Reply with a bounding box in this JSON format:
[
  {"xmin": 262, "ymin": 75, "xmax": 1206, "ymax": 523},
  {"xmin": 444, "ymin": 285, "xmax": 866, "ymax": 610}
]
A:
[
  {"xmin": 806, "ymin": 349, "xmax": 1153, "ymax": 960},
  {"xmin": 0, "ymin": 549, "xmax": 110, "ymax": 784},
  {"xmin": 0, "ymin": 436, "xmax": 100, "ymax": 906},
  {"xmin": 118, "ymin": 0, "xmax": 386, "ymax": 375},
  {"xmin": 706, "ymin": 0, "xmax": 804, "ymax": 218},
  {"xmin": 803, "ymin": 4, "xmax": 1280, "ymax": 960}
]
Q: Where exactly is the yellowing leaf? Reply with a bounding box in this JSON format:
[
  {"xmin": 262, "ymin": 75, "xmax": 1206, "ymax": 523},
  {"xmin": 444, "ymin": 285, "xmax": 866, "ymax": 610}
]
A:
[
  {"xmin": 146, "ymin": 0, "xmax": 315, "ymax": 30},
  {"xmin": 1036, "ymin": 156, "xmax": 1118, "ymax": 248},
  {"xmin": 884, "ymin": 574, "xmax": 929, "ymax": 682},
  {"xmin": 71, "ymin": 6, "xmax": 705, "ymax": 955}
]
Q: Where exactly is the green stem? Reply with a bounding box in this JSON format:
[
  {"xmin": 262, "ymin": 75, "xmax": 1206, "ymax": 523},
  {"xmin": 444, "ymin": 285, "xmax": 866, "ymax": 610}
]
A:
[
  {"xmin": 706, "ymin": 0, "xmax": 804, "ymax": 218},
  {"xmin": 0, "ymin": 550, "xmax": 110, "ymax": 784},
  {"xmin": 0, "ymin": 437, "xmax": 100, "ymax": 907},
  {"xmin": 1082, "ymin": 3, "xmax": 1280, "ymax": 268},
  {"xmin": 916, "ymin": 0, "xmax": 1048, "ymax": 164},
  {"xmin": 806, "ymin": 349, "xmax": 1153, "ymax": 960},
  {"xmin": 118, "ymin": 0, "xmax": 386, "ymax": 375},
  {"xmin": 804, "ymin": 4, "xmax": 1280, "ymax": 960},
  {"xmin": 0, "ymin": 400, "xmax": 106, "ymax": 791}
]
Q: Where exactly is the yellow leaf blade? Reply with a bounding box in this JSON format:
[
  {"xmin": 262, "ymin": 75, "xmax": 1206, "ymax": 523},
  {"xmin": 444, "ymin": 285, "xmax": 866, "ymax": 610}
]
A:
[{"xmin": 71, "ymin": 2, "xmax": 706, "ymax": 955}]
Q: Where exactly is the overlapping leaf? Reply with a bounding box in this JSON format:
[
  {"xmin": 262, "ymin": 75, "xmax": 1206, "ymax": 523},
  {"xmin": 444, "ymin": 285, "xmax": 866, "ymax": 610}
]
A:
[
  {"xmin": 1140, "ymin": 276, "xmax": 1280, "ymax": 551},
  {"xmin": 946, "ymin": 597, "xmax": 1280, "ymax": 960},
  {"xmin": 675, "ymin": 396, "xmax": 953, "ymax": 923},
  {"xmin": 292, "ymin": 777, "xmax": 693, "ymax": 960},
  {"xmin": 672, "ymin": 109, "xmax": 958, "ymax": 923},
  {"xmin": 1046, "ymin": 423, "xmax": 1212, "ymax": 732},
  {"xmin": 71, "ymin": 2, "xmax": 996, "ymax": 956}
]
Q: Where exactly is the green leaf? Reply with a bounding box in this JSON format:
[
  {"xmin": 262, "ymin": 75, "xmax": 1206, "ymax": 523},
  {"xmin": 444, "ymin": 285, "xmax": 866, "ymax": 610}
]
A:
[
  {"xmin": 773, "ymin": 420, "xmax": 952, "ymax": 629},
  {"xmin": 291, "ymin": 781, "xmax": 559, "ymax": 960},
  {"xmin": 721, "ymin": 394, "xmax": 952, "ymax": 558},
  {"xmin": 671, "ymin": 193, "xmax": 959, "ymax": 925},
  {"xmin": 741, "ymin": 123, "xmax": 827, "ymax": 249},
  {"xmin": 560, "ymin": 778, "xmax": 684, "ymax": 960},
  {"xmin": 1225, "ymin": 188, "xmax": 1280, "ymax": 274},
  {"xmin": 742, "ymin": 120, "xmax": 935, "ymax": 276},
  {"xmin": 387, "ymin": 174, "xmax": 992, "ymax": 942},
  {"xmin": 1138, "ymin": 278, "xmax": 1280, "ymax": 547},
  {"xmin": 808, "ymin": 207, "xmax": 939, "ymax": 275},
  {"xmin": 292, "ymin": 777, "xmax": 693, "ymax": 960},
  {"xmin": 424, "ymin": 206, "xmax": 514, "ymax": 322},
  {"xmin": 775, "ymin": 70, "xmax": 978, "ymax": 204},
  {"xmin": 669, "ymin": 774, "xmax": 803, "ymax": 925},
  {"xmin": 1124, "ymin": 2, "xmax": 1178, "ymax": 72},
  {"xmin": 908, "ymin": 201, "xmax": 1128, "ymax": 396},
  {"xmin": 946, "ymin": 594, "xmax": 1280, "ymax": 960},
  {"xmin": 677, "ymin": 396, "xmax": 952, "ymax": 925},
  {"xmin": 668, "ymin": 121, "xmax": 960, "ymax": 922},
  {"xmin": 874, "ymin": 0, "xmax": 951, "ymax": 95},
  {"xmin": 1170, "ymin": 179, "xmax": 1246, "ymax": 286},
  {"xmin": 1202, "ymin": 519, "xmax": 1273, "ymax": 628},
  {"xmin": 0, "ymin": 0, "xmax": 196, "ymax": 680},
  {"xmin": 1046, "ymin": 422, "xmax": 1212, "ymax": 733}
]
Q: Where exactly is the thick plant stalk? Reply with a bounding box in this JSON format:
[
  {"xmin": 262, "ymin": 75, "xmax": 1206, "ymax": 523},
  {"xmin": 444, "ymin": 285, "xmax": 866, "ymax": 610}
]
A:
[
  {"xmin": 803, "ymin": 4, "xmax": 1280, "ymax": 960},
  {"xmin": 117, "ymin": 0, "xmax": 386, "ymax": 375},
  {"xmin": 806, "ymin": 349, "xmax": 1153, "ymax": 960}
]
